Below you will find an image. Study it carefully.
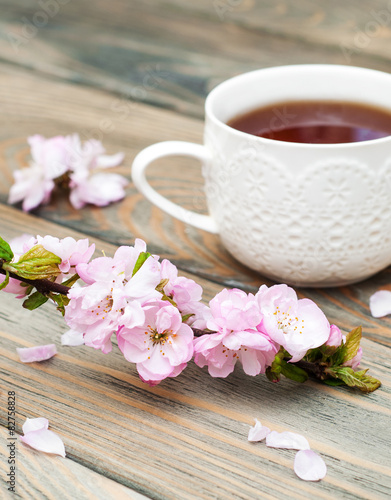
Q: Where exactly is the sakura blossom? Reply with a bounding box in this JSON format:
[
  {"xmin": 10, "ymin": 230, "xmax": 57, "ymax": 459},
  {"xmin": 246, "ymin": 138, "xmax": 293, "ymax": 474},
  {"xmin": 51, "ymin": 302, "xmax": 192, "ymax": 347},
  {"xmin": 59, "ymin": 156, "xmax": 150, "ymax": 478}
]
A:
[
  {"xmin": 194, "ymin": 289, "xmax": 278, "ymax": 377},
  {"xmin": 68, "ymin": 134, "xmax": 126, "ymax": 209},
  {"xmin": 8, "ymin": 134, "xmax": 126, "ymax": 211},
  {"xmin": 36, "ymin": 235, "xmax": 95, "ymax": 274},
  {"xmin": 16, "ymin": 344, "xmax": 57, "ymax": 363},
  {"xmin": 256, "ymin": 284, "xmax": 330, "ymax": 362},
  {"xmin": 20, "ymin": 417, "xmax": 66, "ymax": 457},
  {"xmin": 117, "ymin": 299, "xmax": 194, "ymax": 384},
  {"xmin": 160, "ymin": 259, "xmax": 209, "ymax": 328},
  {"xmin": 326, "ymin": 324, "xmax": 343, "ymax": 347},
  {"xmin": 343, "ymin": 346, "xmax": 363, "ymax": 370},
  {"xmin": 64, "ymin": 240, "xmax": 161, "ymax": 353}
]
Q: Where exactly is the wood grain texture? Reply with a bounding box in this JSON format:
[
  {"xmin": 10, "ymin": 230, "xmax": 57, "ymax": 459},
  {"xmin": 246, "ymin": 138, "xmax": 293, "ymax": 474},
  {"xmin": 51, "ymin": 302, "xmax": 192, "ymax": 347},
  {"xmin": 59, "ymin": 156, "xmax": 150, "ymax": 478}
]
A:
[
  {"xmin": 1, "ymin": 2, "xmax": 391, "ymax": 497},
  {"xmin": 0, "ymin": 429, "xmax": 149, "ymax": 500},
  {"xmin": 1, "ymin": 0, "xmax": 391, "ymax": 119},
  {"xmin": 0, "ymin": 226, "xmax": 390, "ymax": 498}
]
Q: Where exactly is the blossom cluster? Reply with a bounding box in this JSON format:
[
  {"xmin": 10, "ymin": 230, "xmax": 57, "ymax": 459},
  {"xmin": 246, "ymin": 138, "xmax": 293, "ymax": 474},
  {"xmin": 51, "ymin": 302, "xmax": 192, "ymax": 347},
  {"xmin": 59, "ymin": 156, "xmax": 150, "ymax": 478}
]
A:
[
  {"xmin": 8, "ymin": 134, "xmax": 127, "ymax": 211},
  {"xmin": 1, "ymin": 235, "xmax": 343, "ymax": 386}
]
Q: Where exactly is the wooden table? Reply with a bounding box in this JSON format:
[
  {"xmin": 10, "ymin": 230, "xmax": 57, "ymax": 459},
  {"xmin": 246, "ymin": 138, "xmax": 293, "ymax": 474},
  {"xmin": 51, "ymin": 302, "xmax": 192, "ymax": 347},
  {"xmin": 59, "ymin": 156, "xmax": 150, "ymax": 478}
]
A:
[{"xmin": 1, "ymin": 1, "xmax": 391, "ymax": 498}]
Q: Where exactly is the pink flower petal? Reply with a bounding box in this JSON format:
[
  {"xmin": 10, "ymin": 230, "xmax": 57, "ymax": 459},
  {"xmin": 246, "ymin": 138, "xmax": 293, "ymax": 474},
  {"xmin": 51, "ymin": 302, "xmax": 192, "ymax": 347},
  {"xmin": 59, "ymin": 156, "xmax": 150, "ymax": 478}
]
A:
[
  {"xmin": 294, "ymin": 450, "xmax": 327, "ymax": 481},
  {"xmin": 96, "ymin": 152, "xmax": 125, "ymax": 168},
  {"xmin": 266, "ymin": 431, "xmax": 310, "ymax": 450},
  {"xmin": 248, "ymin": 419, "xmax": 271, "ymax": 442},
  {"xmin": 20, "ymin": 428, "xmax": 66, "ymax": 457},
  {"xmin": 369, "ymin": 290, "xmax": 391, "ymax": 318},
  {"xmin": 16, "ymin": 344, "xmax": 57, "ymax": 363},
  {"xmin": 22, "ymin": 417, "xmax": 49, "ymax": 434}
]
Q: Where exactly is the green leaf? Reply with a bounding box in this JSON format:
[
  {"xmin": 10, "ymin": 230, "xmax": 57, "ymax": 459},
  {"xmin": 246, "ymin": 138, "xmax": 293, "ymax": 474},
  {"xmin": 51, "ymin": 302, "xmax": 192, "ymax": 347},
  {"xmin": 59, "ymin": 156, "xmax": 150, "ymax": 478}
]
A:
[
  {"xmin": 7, "ymin": 244, "xmax": 61, "ymax": 280},
  {"xmin": 323, "ymin": 378, "xmax": 345, "ymax": 386},
  {"xmin": 343, "ymin": 326, "xmax": 362, "ymax": 363},
  {"xmin": 182, "ymin": 313, "xmax": 194, "ymax": 323},
  {"xmin": 330, "ymin": 366, "xmax": 381, "ymax": 393},
  {"xmin": 23, "ymin": 291, "xmax": 49, "ymax": 310},
  {"xmin": 61, "ymin": 273, "xmax": 80, "ymax": 288},
  {"xmin": 156, "ymin": 278, "xmax": 169, "ymax": 294},
  {"xmin": 50, "ymin": 293, "xmax": 70, "ymax": 316},
  {"xmin": 280, "ymin": 360, "xmax": 308, "ymax": 383},
  {"xmin": 329, "ymin": 343, "xmax": 348, "ymax": 367},
  {"xmin": 132, "ymin": 252, "xmax": 152, "ymax": 277},
  {"xmin": 0, "ymin": 271, "xmax": 10, "ymax": 291},
  {"xmin": 0, "ymin": 237, "xmax": 14, "ymax": 262}
]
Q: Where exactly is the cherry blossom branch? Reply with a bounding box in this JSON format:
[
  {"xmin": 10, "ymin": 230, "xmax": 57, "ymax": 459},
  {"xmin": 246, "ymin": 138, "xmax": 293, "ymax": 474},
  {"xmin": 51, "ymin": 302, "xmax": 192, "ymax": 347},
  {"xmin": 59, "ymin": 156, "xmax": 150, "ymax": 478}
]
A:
[
  {"xmin": 0, "ymin": 259, "xmax": 71, "ymax": 296},
  {"xmin": 0, "ymin": 234, "xmax": 381, "ymax": 392}
]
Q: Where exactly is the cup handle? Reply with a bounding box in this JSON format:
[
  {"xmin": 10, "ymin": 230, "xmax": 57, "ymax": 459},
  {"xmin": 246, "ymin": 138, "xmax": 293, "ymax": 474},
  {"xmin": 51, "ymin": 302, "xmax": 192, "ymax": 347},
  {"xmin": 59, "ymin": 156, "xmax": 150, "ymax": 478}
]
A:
[{"xmin": 131, "ymin": 141, "xmax": 218, "ymax": 234}]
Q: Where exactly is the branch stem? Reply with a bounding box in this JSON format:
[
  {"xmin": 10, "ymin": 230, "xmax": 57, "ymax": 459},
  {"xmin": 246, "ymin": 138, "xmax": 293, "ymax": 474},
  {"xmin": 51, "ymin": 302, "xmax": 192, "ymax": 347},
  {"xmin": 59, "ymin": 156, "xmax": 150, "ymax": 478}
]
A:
[{"xmin": 0, "ymin": 259, "xmax": 70, "ymax": 296}]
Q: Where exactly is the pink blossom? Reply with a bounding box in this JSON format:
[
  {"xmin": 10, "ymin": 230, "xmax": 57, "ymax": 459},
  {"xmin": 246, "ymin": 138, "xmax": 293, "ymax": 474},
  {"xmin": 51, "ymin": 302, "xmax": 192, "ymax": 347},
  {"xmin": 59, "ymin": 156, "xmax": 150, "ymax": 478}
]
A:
[
  {"xmin": 8, "ymin": 135, "xmax": 73, "ymax": 212},
  {"xmin": 64, "ymin": 240, "xmax": 161, "ymax": 353},
  {"xmin": 256, "ymin": 284, "xmax": 330, "ymax": 363},
  {"xmin": 28, "ymin": 135, "xmax": 72, "ymax": 179},
  {"xmin": 160, "ymin": 259, "xmax": 208, "ymax": 328},
  {"xmin": 69, "ymin": 172, "xmax": 128, "ymax": 209},
  {"xmin": 325, "ymin": 324, "xmax": 343, "ymax": 347},
  {"xmin": 194, "ymin": 289, "xmax": 278, "ymax": 377},
  {"xmin": 37, "ymin": 235, "xmax": 95, "ymax": 273},
  {"xmin": 20, "ymin": 417, "xmax": 66, "ymax": 457},
  {"xmin": 68, "ymin": 134, "xmax": 126, "ymax": 209},
  {"xmin": 343, "ymin": 346, "xmax": 363, "ymax": 370},
  {"xmin": 8, "ymin": 164, "xmax": 55, "ymax": 212},
  {"xmin": 117, "ymin": 300, "xmax": 194, "ymax": 384}
]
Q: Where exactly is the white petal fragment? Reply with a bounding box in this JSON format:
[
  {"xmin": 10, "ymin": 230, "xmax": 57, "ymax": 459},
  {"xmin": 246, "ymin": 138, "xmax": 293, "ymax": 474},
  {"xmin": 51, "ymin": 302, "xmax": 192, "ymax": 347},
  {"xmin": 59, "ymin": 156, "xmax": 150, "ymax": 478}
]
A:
[
  {"xmin": 61, "ymin": 329, "xmax": 85, "ymax": 346},
  {"xmin": 369, "ymin": 290, "xmax": 391, "ymax": 318},
  {"xmin": 22, "ymin": 417, "xmax": 49, "ymax": 434},
  {"xmin": 17, "ymin": 344, "xmax": 57, "ymax": 363},
  {"xmin": 294, "ymin": 450, "xmax": 327, "ymax": 481},
  {"xmin": 20, "ymin": 418, "xmax": 66, "ymax": 457},
  {"xmin": 266, "ymin": 431, "xmax": 310, "ymax": 450},
  {"xmin": 248, "ymin": 419, "xmax": 271, "ymax": 442}
]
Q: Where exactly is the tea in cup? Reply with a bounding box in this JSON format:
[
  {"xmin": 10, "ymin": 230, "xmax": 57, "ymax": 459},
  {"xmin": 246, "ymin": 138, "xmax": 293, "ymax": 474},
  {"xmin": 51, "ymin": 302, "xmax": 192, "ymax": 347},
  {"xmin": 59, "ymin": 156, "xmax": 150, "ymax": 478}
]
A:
[{"xmin": 132, "ymin": 65, "xmax": 391, "ymax": 287}]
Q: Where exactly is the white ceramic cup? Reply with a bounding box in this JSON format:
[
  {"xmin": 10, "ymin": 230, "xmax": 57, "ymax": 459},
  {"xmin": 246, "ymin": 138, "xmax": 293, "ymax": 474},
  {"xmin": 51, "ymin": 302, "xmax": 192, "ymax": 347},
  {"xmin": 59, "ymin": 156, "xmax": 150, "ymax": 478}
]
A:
[{"xmin": 132, "ymin": 65, "xmax": 391, "ymax": 287}]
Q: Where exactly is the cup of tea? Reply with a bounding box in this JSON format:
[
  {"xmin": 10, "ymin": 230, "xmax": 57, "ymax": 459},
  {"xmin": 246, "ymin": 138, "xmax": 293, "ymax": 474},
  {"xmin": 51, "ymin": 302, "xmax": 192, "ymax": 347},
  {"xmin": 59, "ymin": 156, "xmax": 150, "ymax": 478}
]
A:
[{"xmin": 131, "ymin": 65, "xmax": 391, "ymax": 287}]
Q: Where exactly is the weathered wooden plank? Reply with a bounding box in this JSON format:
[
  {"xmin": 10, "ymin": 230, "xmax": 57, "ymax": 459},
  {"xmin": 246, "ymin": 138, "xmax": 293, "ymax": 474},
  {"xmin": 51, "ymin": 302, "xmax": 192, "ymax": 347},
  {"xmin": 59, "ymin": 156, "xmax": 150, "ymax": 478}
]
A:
[
  {"xmin": 0, "ymin": 290, "xmax": 390, "ymax": 499},
  {"xmin": 0, "ymin": 429, "xmax": 149, "ymax": 500},
  {"xmin": 1, "ymin": 0, "xmax": 391, "ymax": 119}
]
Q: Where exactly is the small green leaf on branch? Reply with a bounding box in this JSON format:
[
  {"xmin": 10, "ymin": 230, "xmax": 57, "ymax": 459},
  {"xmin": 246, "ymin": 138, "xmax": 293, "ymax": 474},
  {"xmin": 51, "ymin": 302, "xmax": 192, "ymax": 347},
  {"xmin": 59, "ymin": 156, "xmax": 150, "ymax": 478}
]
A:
[
  {"xmin": 61, "ymin": 273, "xmax": 80, "ymax": 288},
  {"xmin": 132, "ymin": 252, "xmax": 152, "ymax": 276},
  {"xmin": 0, "ymin": 237, "xmax": 14, "ymax": 262},
  {"xmin": 328, "ymin": 366, "xmax": 381, "ymax": 393},
  {"xmin": 50, "ymin": 293, "xmax": 70, "ymax": 316},
  {"xmin": 7, "ymin": 245, "xmax": 61, "ymax": 280},
  {"xmin": 280, "ymin": 360, "xmax": 309, "ymax": 383},
  {"xmin": 23, "ymin": 291, "xmax": 49, "ymax": 310},
  {"xmin": 343, "ymin": 326, "xmax": 362, "ymax": 363}
]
